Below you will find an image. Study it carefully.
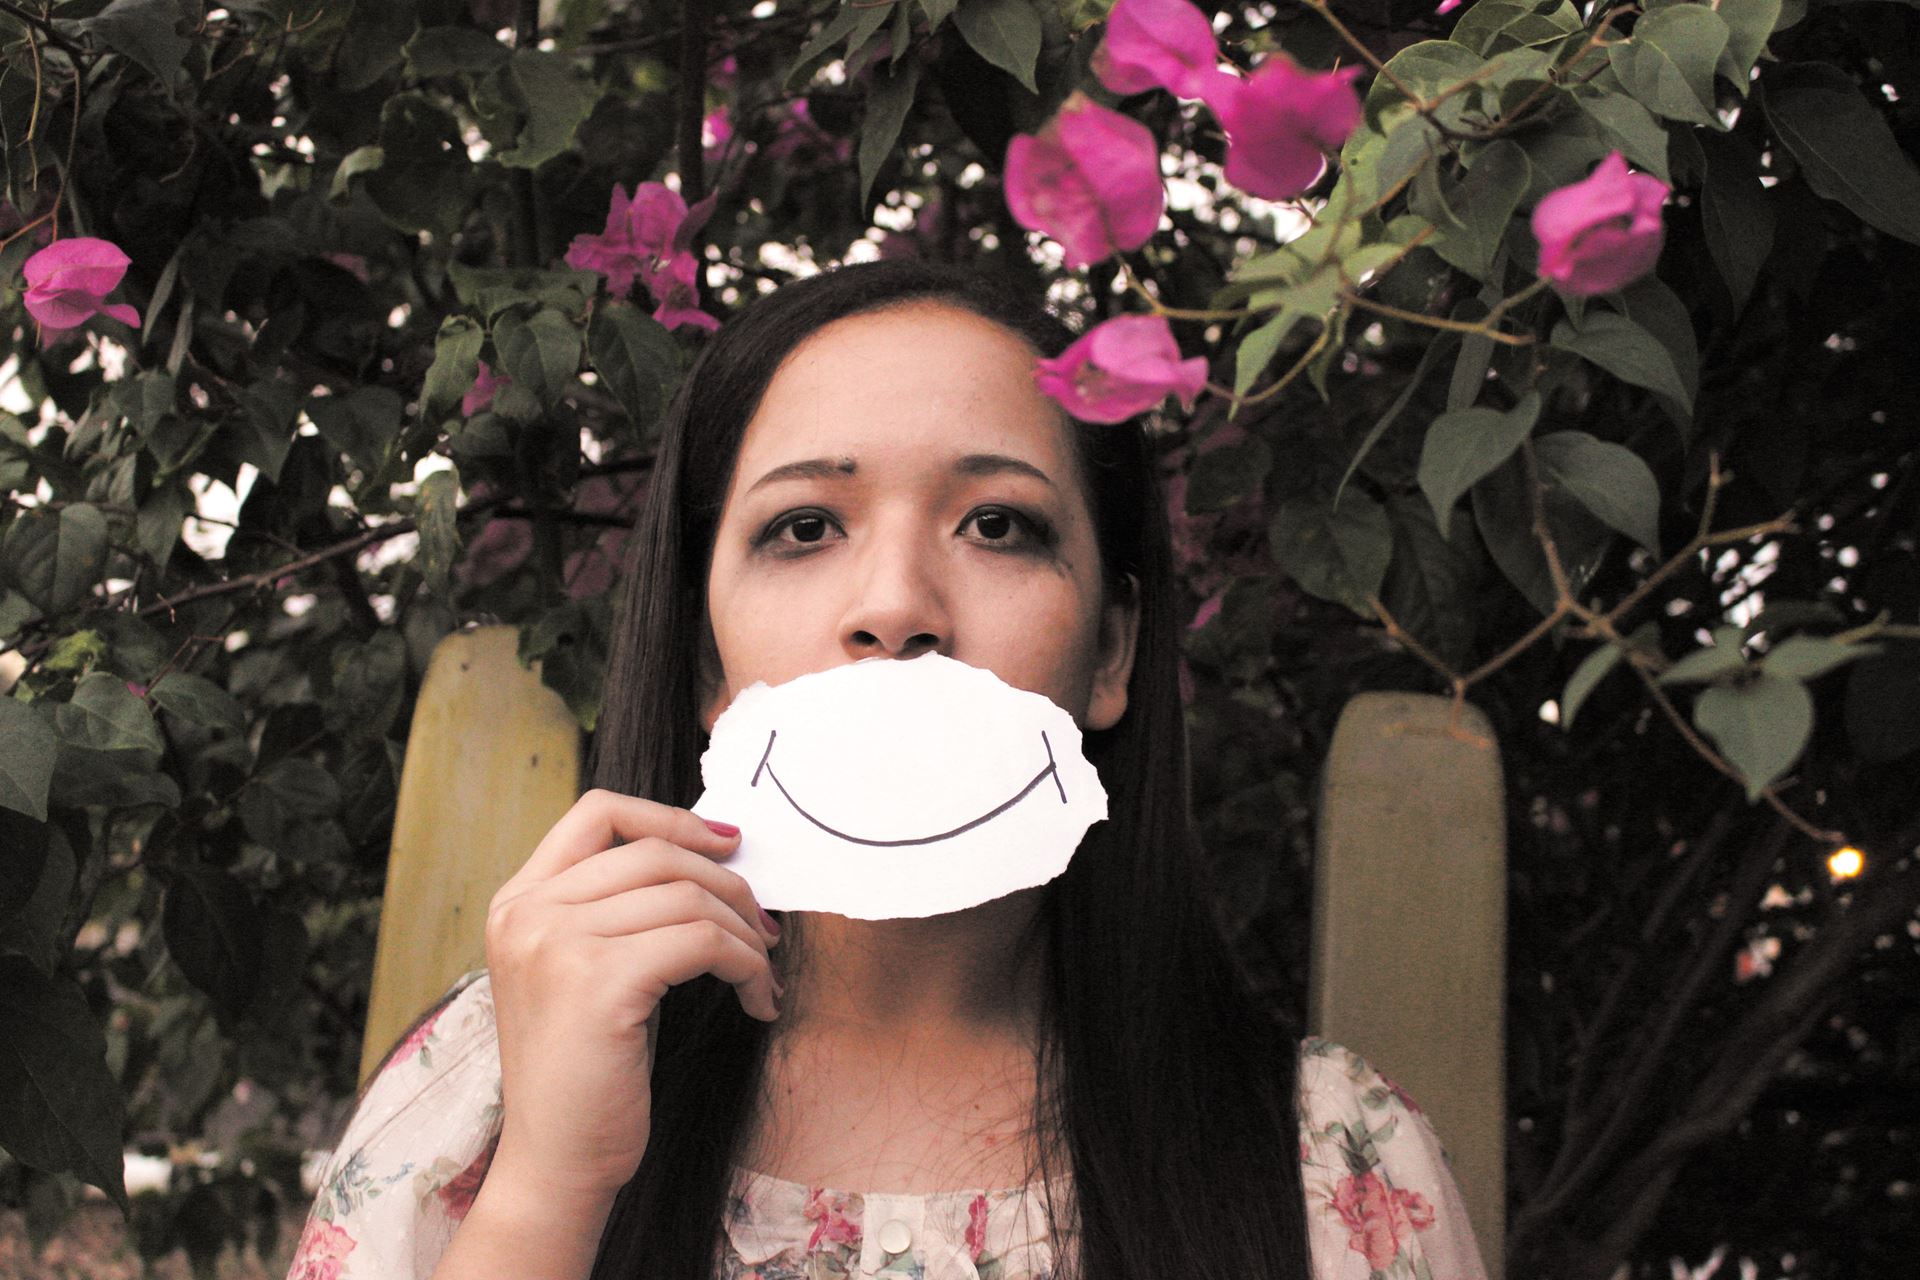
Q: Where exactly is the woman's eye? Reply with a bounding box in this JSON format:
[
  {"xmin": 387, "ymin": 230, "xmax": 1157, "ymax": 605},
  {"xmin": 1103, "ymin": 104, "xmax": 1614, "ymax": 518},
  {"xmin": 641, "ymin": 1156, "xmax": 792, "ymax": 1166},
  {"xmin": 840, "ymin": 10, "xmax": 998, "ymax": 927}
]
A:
[
  {"xmin": 758, "ymin": 510, "xmax": 841, "ymax": 551},
  {"xmin": 786, "ymin": 515, "xmax": 830, "ymax": 543},
  {"xmin": 962, "ymin": 507, "xmax": 1053, "ymax": 550}
]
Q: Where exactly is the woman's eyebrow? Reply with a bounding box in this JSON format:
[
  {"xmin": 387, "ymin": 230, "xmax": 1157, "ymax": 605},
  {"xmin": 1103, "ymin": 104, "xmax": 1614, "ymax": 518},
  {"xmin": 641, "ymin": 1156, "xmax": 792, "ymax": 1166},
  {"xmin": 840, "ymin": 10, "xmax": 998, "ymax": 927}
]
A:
[
  {"xmin": 953, "ymin": 453, "xmax": 1056, "ymax": 488},
  {"xmin": 746, "ymin": 456, "xmax": 858, "ymax": 493}
]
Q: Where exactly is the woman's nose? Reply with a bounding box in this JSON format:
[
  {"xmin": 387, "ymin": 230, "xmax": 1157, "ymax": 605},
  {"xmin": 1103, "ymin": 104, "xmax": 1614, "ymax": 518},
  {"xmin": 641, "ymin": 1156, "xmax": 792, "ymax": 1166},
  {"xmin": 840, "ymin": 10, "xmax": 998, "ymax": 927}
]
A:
[{"xmin": 840, "ymin": 536, "xmax": 948, "ymax": 660}]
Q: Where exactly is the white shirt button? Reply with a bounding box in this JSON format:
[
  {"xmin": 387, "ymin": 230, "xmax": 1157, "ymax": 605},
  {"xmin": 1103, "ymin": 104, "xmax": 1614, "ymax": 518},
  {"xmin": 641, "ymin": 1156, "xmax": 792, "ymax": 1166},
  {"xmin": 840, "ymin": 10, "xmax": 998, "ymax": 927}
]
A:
[{"xmin": 876, "ymin": 1217, "xmax": 913, "ymax": 1254}]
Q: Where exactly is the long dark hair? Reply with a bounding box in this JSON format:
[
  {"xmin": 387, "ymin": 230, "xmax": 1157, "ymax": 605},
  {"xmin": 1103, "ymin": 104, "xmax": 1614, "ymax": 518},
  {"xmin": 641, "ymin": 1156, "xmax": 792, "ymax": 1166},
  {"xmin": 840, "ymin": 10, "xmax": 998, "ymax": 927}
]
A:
[{"xmin": 585, "ymin": 258, "xmax": 1310, "ymax": 1280}]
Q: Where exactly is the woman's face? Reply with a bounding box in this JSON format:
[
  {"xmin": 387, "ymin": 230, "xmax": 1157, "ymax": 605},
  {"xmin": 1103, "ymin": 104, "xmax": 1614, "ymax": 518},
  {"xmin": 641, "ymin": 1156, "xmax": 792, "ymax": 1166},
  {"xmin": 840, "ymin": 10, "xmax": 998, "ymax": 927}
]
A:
[{"xmin": 701, "ymin": 301, "xmax": 1138, "ymax": 733}]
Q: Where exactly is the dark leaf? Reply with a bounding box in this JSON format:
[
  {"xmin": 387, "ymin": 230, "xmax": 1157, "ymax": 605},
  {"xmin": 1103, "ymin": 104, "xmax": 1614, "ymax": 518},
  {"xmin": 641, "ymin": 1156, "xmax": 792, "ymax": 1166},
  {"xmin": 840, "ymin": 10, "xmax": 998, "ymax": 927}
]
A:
[
  {"xmin": 1763, "ymin": 62, "xmax": 1920, "ymax": 246},
  {"xmin": 0, "ymin": 698, "xmax": 57, "ymax": 821},
  {"xmin": 0, "ymin": 956, "xmax": 129, "ymax": 1214},
  {"xmin": 160, "ymin": 864, "xmax": 265, "ymax": 1020}
]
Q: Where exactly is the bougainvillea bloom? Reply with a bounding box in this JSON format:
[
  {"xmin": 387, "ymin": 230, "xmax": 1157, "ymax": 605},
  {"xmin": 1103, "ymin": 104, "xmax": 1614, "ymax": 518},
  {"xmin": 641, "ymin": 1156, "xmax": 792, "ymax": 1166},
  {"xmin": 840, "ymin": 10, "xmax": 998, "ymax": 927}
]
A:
[
  {"xmin": 1005, "ymin": 93, "xmax": 1165, "ymax": 268},
  {"xmin": 1214, "ymin": 56, "xmax": 1363, "ymax": 200},
  {"xmin": 1093, "ymin": 0, "xmax": 1237, "ymax": 102},
  {"xmin": 461, "ymin": 360, "xmax": 509, "ymax": 416},
  {"xmin": 22, "ymin": 237, "xmax": 141, "ymax": 333},
  {"xmin": 1033, "ymin": 314, "xmax": 1207, "ymax": 424},
  {"xmin": 566, "ymin": 182, "xmax": 721, "ymax": 330},
  {"xmin": 1531, "ymin": 151, "xmax": 1671, "ymax": 296}
]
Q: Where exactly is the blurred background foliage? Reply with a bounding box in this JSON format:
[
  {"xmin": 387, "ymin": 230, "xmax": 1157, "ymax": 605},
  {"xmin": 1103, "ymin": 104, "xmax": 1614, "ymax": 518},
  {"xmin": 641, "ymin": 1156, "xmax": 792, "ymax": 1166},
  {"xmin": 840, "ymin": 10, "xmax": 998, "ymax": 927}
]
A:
[{"xmin": 0, "ymin": 0, "xmax": 1916, "ymax": 1276}]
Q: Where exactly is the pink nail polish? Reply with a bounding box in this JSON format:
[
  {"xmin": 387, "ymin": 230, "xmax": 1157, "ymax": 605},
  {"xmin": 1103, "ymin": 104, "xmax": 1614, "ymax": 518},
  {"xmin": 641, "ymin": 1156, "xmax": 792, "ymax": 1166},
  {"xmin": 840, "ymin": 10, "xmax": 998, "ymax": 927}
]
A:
[{"xmin": 704, "ymin": 818, "xmax": 740, "ymax": 838}]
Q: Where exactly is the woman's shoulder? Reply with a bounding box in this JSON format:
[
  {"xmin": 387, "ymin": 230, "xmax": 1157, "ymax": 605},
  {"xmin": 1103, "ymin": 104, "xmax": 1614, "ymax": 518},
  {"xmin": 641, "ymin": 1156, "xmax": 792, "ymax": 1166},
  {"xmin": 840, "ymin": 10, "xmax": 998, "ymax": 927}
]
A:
[
  {"xmin": 1292, "ymin": 1037, "xmax": 1490, "ymax": 1280},
  {"xmin": 284, "ymin": 970, "xmax": 503, "ymax": 1280}
]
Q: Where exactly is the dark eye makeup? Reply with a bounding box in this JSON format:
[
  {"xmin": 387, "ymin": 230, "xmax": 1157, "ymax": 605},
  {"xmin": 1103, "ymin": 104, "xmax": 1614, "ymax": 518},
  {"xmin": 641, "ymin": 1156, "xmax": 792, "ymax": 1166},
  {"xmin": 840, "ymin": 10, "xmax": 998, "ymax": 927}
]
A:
[{"xmin": 750, "ymin": 505, "xmax": 1057, "ymax": 556}]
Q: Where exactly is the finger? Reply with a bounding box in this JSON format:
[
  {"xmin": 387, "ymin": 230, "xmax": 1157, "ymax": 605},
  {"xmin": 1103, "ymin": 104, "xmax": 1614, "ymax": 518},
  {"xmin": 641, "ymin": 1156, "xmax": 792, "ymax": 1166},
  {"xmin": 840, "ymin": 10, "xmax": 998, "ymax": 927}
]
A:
[
  {"xmin": 543, "ymin": 841, "xmax": 778, "ymax": 944},
  {"xmin": 517, "ymin": 790, "xmax": 739, "ymax": 883},
  {"xmin": 632, "ymin": 921, "xmax": 780, "ymax": 1021},
  {"xmin": 574, "ymin": 881, "xmax": 770, "ymax": 963}
]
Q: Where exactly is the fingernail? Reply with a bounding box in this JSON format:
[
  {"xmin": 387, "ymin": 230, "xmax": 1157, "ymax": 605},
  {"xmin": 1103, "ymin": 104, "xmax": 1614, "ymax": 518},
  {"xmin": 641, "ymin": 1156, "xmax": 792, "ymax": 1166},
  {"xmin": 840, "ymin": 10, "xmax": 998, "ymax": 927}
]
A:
[
  {"xmin": 704, "ymin": 818, "xmax": 740, "ymax": 838},
  {"xmin": 758, "ymin": 908, "xmax": 782, "ymax": 939}
]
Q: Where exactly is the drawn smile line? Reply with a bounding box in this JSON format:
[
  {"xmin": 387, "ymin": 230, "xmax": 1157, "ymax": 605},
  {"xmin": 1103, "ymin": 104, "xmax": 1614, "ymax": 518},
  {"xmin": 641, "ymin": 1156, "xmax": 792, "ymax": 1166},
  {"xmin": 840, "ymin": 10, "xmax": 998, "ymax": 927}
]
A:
[{"xmin": 749, "ymin": 729, "xmax": 1068, "ymax": 847}]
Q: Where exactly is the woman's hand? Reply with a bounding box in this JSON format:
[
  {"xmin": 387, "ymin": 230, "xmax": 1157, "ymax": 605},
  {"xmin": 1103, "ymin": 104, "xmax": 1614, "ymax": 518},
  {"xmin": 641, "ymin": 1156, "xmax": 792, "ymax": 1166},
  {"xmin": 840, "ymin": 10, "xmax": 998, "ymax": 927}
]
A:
[{"xmin": 481, "ymin": 791, "xmax": 780, "ymax": 1202}]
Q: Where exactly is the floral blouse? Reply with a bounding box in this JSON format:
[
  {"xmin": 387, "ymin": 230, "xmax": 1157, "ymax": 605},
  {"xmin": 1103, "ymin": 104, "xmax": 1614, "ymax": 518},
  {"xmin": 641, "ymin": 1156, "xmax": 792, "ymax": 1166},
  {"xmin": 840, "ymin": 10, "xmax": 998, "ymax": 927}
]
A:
[{"xmin": 287, "ymin": 970, "xmax": 1488, "ymax": 1280}]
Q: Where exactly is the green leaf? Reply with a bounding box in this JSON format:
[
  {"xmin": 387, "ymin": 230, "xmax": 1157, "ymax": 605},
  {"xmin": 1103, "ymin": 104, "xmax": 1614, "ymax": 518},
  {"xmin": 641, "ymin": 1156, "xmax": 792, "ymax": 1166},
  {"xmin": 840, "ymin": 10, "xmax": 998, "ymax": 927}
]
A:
[
  {"xmin": 447, "ymin": 264, "xmax": 602, "ymax": 320},
  {"xmin": 0, "ymin": 957, "xmax": 129, "ymax": 1214},
  {"xmin": 919, "ymin": 0, "xmax": 959, "ymax": 22},
  {"xmin": 54, "ymin": 672, "xmax": 163, "ymax": 760},
  {"xmin": 1764, "ymin": 62, "xmax": 1920, "ymax": 246},
  {"xmin": 0, "ymin": 698, "xmax": 56, "ymax": 821},
  {"xmin": 1562, "ymin": 633, "xmax": 1637, "ymax": 730},
  {"xmin": 307, "ymin": 386, "xmax": 405, "ymax": 477},
  {"xmin": 1471, "ymin": 452, "xmax": 1612, "ymax": 614},
  {"xmin": 1659, "ymin": 635, "xmax": 1750, "ymax": 685},
  {"xmin": 1269, "ymin": 489, "xmax": 1393, "ymax": 617},
  {"xmin": 1533, "ymin": 431, "xmax": 1661, "ymax": 554},
  {"xmin": 1575, "ymin": 92, "xmax": 1672, "ymax": 185},
  {"xmin": 1698, "ymin": 130, "xmax": 1773, "ymax": 312},
  {"xmin": 1429, "ymin": 140, "xmax": 1531, "ymax": 281},
  {"xmin": 1717, "ymin": 0, "xmax": 1781, "ymax": 91},
  {"xmin": 81, "ymin": 0, "xmax": 192, "ymax": 87},
  {"xmin": 858, "ymin": 57, "xmax": 921, "ymax": 207},
  {"xmin": 494, "ymin": 307, "xmax": 583, "ymax": 406},
  {"xmin": 404, "ymin": 25, "xmax": 511, "ymax": 78},
  {"xmin": 0, "ymin": 808, "xmax": 48, "ymax": 925},
  {"xmin": 134, "ymin": 485, "xmax": 186, "ymax": 567},
  {"xmin": 2, "ymin": 505, "xmax": 108, "ymax": 616},
  {"xmin": 1337, "ymin": 332, "xmax": 1451, "ymax": 504},
  {"xmin": 232, "ymin": 378, "xmax": 303, "ymax": 483},
  {"xmin": 1607, "ymin": 5, "xmax": 1729, "ymax": 128},
  {"xmin": 1418, "ymin": 391, "xmax": 1541, "ymax": 536},
  {"xmin": 586, "ymin": 301, "xmax": 679, "ymax": 442},
  {"xmin": 494, "ymin": 49, "xmax": 601, "ymax": 169},
  {"xmin": 149, "ymin": 673, "xmax": 245, "ymax": 735},
  {"xmin": 1550, "ymin": 311, "xmax": 1694, "ymax": 414},
  {"xmin": 953, "ymin": 0, "xmax": 1043, "ymax": 94},
  {"xmin": 786, "ymin": 1, "xmax": 893, "ymax": 92},
  {"xmin": 1762, "ymin": 635, "xmax": 1876, "ymax": 682},
  {"xmin": 1186, "ymin": 436, "xmax": 1273, "ymax": 514},
  {"xmin": 1694, "ymin": 672, "xmax": 1813, "ymax": 800},
  {"xmin": 416, "ymin": 466, "xmax": 462, "ymax": 597},
  {"xmin": 365, "ymin": 93, "xmax": 471, "ymax": 237},
  {"xmin": 327, "ymin": 144, "xmax": 386, "ymax": 201},
  {"xmin": 423, "ymin": 316, "xmax": 486, "ymax": 422},
  {"xmin": 1380, "ymin": 493, "xmax": 1481, "ymax": 669},
  {"xmin": 1233, "ymin": 311, "xmax": 1305, "ymax": 400},
  {"xmin": 161, "ymin": 864, "xmax": 265, "ymax": 1020},
  {"xmin": 326, "ymin": 631, "xmax": 408, "ymax": 741}
]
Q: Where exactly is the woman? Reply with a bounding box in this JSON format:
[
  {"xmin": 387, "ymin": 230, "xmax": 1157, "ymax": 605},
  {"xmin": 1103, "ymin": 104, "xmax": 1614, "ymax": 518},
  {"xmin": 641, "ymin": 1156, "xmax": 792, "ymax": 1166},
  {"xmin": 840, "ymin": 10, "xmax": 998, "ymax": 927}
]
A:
[{"xmin": 288, "ymin": 259, "xmax": 1488, "ymax": 1280}]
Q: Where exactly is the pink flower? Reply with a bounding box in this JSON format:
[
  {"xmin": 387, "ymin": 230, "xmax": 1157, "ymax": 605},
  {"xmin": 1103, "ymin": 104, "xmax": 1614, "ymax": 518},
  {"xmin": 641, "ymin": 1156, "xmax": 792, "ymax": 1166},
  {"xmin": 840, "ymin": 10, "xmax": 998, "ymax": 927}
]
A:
[
  {"xmin": 434, "ymin": 1131, "xmax": 499, "ymax": 1222},
  {"xmin": 286, "ymin": 1219, "xmax": 356, "ymax": 1280},
  {"xmin": 1033, "ymin": 314, "xmax": 1208, "ymax": 424},
  {"xmin": 1531, "ymin": 151, "xmax": 1670, "ymax": 296},
  {"xmin": 1189, "ymin": 590, "xmax": 1224, "ymax": 631},
  {"xmin": 703, "ymin": 107, "xmax": 733, "ymax": 163},
  {"xmin": 462, "ymin": 360, "xmax": 510, "ymax": 416},
  {"xmin": 964, "ymin": 1193, "xmax": 989, "ymax": 1260},
  {"xmin": 641, "ymin": 252, "xmax": 722, "ymax": 333},
  {"xmin": 1436, "ymin": 0, "xmax": 1463, "ymax": 11},
  {"xmin": 324, "ymin": 252, "xmax": 371, "ymax": 282},
  {"xmin": 1330, "ymin": 1172, "xmax": 1435, "ymax": 1271},
  {"xmin": 1213, "ymin": 56, "xmax": 1363, "ymax": 200},
  {"xmin": 22, "ymin": 237, "xmax": 142, "ymax": 334},
  {"xmin": 1004, "ymin": 92, "xmax": 1164, "ymax": 269},
  {"xmin": 1092, "ymin": 0, "xmax": 1238, "ymax": 102},
  {"xmin": 803, "ymin": 1188, "xmax": 862, "ymax": 1250},
  {"xmin": 566, "ymin": 183, "xmax": 721, "ymax": 330}
]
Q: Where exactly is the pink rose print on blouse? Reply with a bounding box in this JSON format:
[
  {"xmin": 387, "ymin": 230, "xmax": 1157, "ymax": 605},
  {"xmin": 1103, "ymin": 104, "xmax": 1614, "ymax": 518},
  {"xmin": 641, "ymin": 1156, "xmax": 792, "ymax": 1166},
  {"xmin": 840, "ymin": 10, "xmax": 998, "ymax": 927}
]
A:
[
  {"xmin": 435, "ymin": 1131, "xmax": 500, "ymax": 1222},
  {"xmin": 803, "ymin": 1187, "xmax": 862, "ymax": 1251},
  {"xmin": 1033, "ymin": 313, "xmax": 1208, "ymax": 424},
  {"xmin": 1331, "ymin": 1171, "xmax": 1435, "ymax": 1271},
  {"xmin": 1530, "ymin": 150, "xmax": 1670, "ymax": 297},
  {"xmin": 386, "ymin": 1002, "xmax": 450, "ymax": 1069},
  {"xmin": 1004, "ymin": 92, "xmax": 1165, "ymax": 269},
  {"xmin": 965, "ymin": 1193, "xmax": 989, "ymax": 1261},
  {"xmin": 286, "ymin": 1218, "xmax": 356, "ymax": 1280}
]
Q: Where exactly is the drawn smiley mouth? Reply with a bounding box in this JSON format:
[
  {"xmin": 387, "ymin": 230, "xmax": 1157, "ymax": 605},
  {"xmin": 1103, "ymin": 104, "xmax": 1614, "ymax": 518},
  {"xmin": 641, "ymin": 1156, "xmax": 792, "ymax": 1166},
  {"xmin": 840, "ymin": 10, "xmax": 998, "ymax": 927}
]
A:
[{"xmin": 749, "ymin": 729, "xmax": 1069, "ymax": 847}]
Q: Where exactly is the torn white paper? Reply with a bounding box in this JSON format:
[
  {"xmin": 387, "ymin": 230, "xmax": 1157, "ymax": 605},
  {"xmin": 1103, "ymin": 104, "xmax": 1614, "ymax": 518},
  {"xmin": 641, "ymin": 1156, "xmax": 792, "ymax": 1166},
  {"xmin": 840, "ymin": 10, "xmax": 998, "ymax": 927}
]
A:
[{"xmin": 693, "ymin": 654, "xmax": 1108, "ymax": 919}]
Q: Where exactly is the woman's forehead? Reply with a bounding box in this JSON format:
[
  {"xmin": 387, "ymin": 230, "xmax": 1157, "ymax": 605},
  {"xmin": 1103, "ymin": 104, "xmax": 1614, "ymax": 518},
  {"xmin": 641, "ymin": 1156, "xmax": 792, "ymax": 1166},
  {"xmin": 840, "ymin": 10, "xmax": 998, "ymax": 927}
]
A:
[{"xmin": 734, "ymin": 302, "xmax": 1077, "ymax": 480}]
